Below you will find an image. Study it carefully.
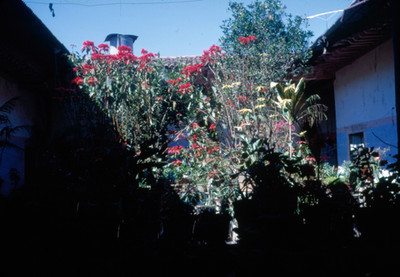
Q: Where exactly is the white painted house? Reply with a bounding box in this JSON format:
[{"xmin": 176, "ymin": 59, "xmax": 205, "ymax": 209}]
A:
[
  {"xmin": 334, "ymin": 40, "xmax": 396, "ymax": 163},
  {"xmin": 307, "ymin": 0, "xmax": 399, "ymax": 164}
]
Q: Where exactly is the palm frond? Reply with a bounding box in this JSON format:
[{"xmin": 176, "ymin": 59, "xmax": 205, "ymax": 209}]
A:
[
  {"xmin": 0, "ymin": 125, "xmax": 32, "ymax": 139},
  {"xmin": 0, "ymin": 97, "xmax": 18, "ymax": 115}
]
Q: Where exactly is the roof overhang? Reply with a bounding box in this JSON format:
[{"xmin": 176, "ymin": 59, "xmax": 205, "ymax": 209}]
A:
[{"xmin": 306, "ymin": 0, "xmax": 392, "ymax": 80}]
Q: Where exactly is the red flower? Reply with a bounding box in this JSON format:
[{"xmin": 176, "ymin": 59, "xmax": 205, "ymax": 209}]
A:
[
  {"xmin": 154, "ymin": 97, "xmax": 164, "ymax": 100},
  {"xmin": 201, "ymin": 44, "xmax": 222, "ymax": 64},
  {"xmin": 82, "ymin": 64, "xmax": 96, "ymax": 74},
  {"xmin": 205, "ymin": 97, "xmax": 210, "ymax": 101},
  {"xmin": 118, "ymin": 45, "xmax": 132, "ymax": 54},
  {"xmin": 191, "ymin": 134, "xmax": 198, "ymax": 141},
  {"xmin": 238, "ymin": 36, "xmax": 257, "ymax": 45},
  {"xmin": 168, "ymin": 145, "xmax": 184, "ymax": 155},
  {"xmin": 171, "ymin": 160, "xmax": 183, "ymax": 166},
  {"xmin": 181, "ymin": 64, "xmax": 202, "ymax": 78},
  {"xmin": 237, "ymin": 96, "xmax": 249, "ymax": 102},
  {"xmin": 207, "ymin": 146, "xmax": 220, "ymax": 154},
  {"xmin": 177, "ymin": 82, "xmax": 191, "ymax": 94},
  {"xmin": 98, "ymin": 43, "xmax": 109, "ymax": 53},
  {"xmin": 168, "ymin": 78, "xmax": 182, "ymax": 86},
  {"xmin": 209, "ymin": 123, "xmax": 216, "ymax": 131},
  {"xmin": 72, "ymin": 77, "xmax": 84, "ymax": 85},
  {"xmin": 191, "ymin": 143, "xmax": 202, "ymax": 150},
  {"xmin": 81, "ymin": 40, "xmax": 96, "ymax": 52},
  {"xmin": 191, "ymin": 122, "xmax": 199, "ymax": 129},
  {"xmin": 87, "ymin": 77, "xmax": 98, "ymax": 86}
]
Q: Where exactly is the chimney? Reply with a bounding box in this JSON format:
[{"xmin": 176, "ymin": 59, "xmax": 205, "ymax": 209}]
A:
[{"xmin": 104, "ymin": 34, "xmax": 138, "ymax": 54}]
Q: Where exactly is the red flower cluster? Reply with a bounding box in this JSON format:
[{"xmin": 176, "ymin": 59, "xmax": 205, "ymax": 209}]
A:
[
  {"xmin": 207, "ymin": 146, "xmax": 220, "ymax": 154},
  {"xmin": 87, "ymin": 77, "xmax": 98, "ymax": 86},
  {"xmin": 81, "ymin": 64, "xmax": 96, "ymax": 74},
  {"xmin": 81, "ymin": 40, "xmax": 96, "ymax": 52},
  {"xmin": 177, "ymin": 82, "xmax": 191, "ymax": 94},
  {"xmin": 167, "ymin": 77, "xmax": 183, "ymax": 86},
  {"xmin": 168, "ymin": 145, "xmax": 184, "ymax": 155},
  {"xmin": 118, "ymin": 45, "xmax": 132, "ymax": 54},
  {"xmin": 181, "ymin": 64, "xmax": 202, "ymax": 78},
  {"xmin": 98, "ymin": 43, "xmax": 109, "ymax": 53},
  {"xmin": 190, "ymin": 134, "xmax": 198, "ymax": 141},
  {"xmin": 237, "ymin": 96, "xmax": 249, "ymax": 102},
  {"xmin": 226, "ymin": 101, "xmax": 236, "ymax": 108},
  {"xmin": 171, "ymin": 160, "xmax": 183, "ymax": 166},
  {"xmin": 209, "ymin": 123, "xmax": 216, "ymax": 131},
  {"xmin": 201, "ymin": 44, "xmax": 222, "ymax": 64},
  {"xmin": 72, "ymin": 77, "xmax": 84, "ymax": 85},
  {"xmin": 191, "ymin": 142, "xmax": 203, "ymax": 150},
  {"xmin": 191, "ymin": 122, "xmax": 199, "ymax": 129},
  {"xmin": 238, "ymin": 35, "xmax": 257, "ymax": 45},
  {"xmin": 138, "ymin": 49, "xmax": 155, "ymax": 67}
]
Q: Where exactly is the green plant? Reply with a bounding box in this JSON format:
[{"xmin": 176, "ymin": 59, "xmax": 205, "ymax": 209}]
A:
[
  {"xmin": 271, "ymin": 78, "xmax": 327, "ymax": 158},
  {"xmin": 0, "ymin": 97, "xmax": 30, "ymax": 168},
  {"xmin": 220, "ymin": 0, "xmax": 313, "ymax": 83}
]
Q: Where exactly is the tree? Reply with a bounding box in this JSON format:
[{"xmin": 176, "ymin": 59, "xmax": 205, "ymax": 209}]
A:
[{"xmin": 220, "ymin": 0, "xmax": 313, "ymax": 83}]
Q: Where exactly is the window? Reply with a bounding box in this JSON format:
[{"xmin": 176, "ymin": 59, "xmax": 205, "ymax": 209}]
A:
[{"xmin": 349, "ymin": 132, "xmax": 364, "ymax": 159}]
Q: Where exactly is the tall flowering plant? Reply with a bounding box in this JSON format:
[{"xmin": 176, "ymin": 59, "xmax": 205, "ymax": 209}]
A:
[{"xmin": 69, "ymin": 41, "xmax": 185, "ymax": 182}]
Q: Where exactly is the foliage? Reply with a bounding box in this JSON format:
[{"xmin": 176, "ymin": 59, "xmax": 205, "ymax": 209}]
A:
[
  {"xmin": 271, "ymin": 78, "xmax": 327, "ymax": 157},
  {"xmin": 220, "ymin": 0, "xmax": 313, "ymax": 83},
  {"xmin": 0, "ymin": 97, "xmax": 30, "ymax": 168},
  {"xmin": 69, "ymin": 44, "xmax": 188, "ymax": 184}
]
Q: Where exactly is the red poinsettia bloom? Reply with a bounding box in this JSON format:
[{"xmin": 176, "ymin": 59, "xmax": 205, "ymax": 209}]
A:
[
  {"xmin": 118, "ymin": 45, "xmax": 132, "ymax": 54},
  {"xmin": 168, "ymin": 145, "xmax": 184, "ymax": 155},
  {"xmin": 98, "ymin": 43, "xmax": 109, "ymax": 53},
  {"xmin": 181, "ymin": 64, "xmax": 202, "ymax": 78},
  {"xmin": 81, "ymin": 40, "xmax": 96, "ymax": 52},
  {"xmin": 72, "ymin": 77, "xmax": 84, "ymax": 85},
  {"xmin": 238, "ymin": 35, "xmax": 257, "ymax": 45},
  {"xmin": 171, "ymin": 160, "xmax": 183, "ymax": 166},
  {"xmin": 209, "ymin": 123, "xmax": 216, "ymax": 131},
  {"xmin": 207, "ymin": 146, "xmax": 220, "ymax": 154},
  {"xmin": 191, "ymin": 142, "xmax": 202, "ymax": 150},
  {"xmin": 87, "ymin": 77, "xmax": 98, "ymax": 86},
  {"xmin": 177, "ymin": 82, "xmax": 191, "ymax": 94},
  {"xmin": 201, "ymin": 44, "xmax": 223, "ymax": 64},
  {"xmin": 191, "ymin": 134, "xmax": 198, "ymax": 141},
  {"xmin": 168, "ymin": 78, "xmax": 182, "ymax": 86}
]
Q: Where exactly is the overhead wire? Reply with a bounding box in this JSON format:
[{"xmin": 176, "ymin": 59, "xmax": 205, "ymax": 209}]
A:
[{"xmin": 24, "ymin": 0, "xmax": 203, "ymax": 6}]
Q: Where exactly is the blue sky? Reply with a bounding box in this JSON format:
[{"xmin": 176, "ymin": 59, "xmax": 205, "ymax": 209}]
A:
[{"xmin": 23, "ymin": 0, "xmax": 353, "ymax": 57}]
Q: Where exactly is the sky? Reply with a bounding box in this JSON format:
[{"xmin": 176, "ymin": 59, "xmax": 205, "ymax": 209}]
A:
[{"xmin": 23, "ymin": 0, "xmax": 354, "ymax": 57}]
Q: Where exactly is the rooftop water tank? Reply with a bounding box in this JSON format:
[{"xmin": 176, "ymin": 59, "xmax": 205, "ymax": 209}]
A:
[{"xmin": 104, "ymin": 34, "xmax": 138, "ymax": 54}]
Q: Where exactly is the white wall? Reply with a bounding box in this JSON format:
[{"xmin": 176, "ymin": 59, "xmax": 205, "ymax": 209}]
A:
[
  {"xmin": 0, "ymin": 76, "xmax": 35, "ymax": 195},
  {"xmin": 334, "ymin": 39, "xmax": 397, "ymax": 163}
]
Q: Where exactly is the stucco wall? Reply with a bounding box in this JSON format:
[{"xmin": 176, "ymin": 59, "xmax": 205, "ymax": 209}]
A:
[
  {"xmin": 334, "ymin": 39, "xmax": 397, "ymax": 163},
  {"xmin": 0, "ymin": 76, "xmax": 35, "ymax": 195}
]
